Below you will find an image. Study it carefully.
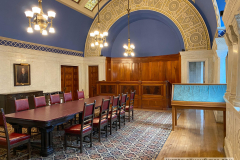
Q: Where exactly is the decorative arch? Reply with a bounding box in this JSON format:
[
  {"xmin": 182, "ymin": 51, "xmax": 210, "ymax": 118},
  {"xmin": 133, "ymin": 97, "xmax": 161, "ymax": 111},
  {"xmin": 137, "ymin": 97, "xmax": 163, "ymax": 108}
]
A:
[{"xmin": 85, "ymin": 0, "xmax": 211, "ymax": 57}]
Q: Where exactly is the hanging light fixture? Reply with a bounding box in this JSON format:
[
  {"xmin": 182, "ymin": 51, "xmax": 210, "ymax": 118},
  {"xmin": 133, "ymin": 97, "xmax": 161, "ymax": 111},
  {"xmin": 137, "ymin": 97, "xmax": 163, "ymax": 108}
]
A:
[
  {"xmin": 89, "ymin": 0, "xmax": 108, "ymax": 49},
  {"xmin": 123, "ymin": 0, "xmax": 135, "ymax": 57},
  {"xmin": 24, "ymin": 0, "xmax": 56, "ymax": 35}
]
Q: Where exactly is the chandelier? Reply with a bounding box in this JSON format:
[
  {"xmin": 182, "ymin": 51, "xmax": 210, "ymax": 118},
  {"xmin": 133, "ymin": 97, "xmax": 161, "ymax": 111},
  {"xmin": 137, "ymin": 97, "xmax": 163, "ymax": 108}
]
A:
[
  {"xmin": 123, "ymin": 0, "xmax": 135, "ymax": 57},
  {"xmin": 89, "ymin": 0, "xmax": 108, "ymax": 48},
  {"xmin": 24, "ymin": 0, "xmax": 56, "ymax": 36}
]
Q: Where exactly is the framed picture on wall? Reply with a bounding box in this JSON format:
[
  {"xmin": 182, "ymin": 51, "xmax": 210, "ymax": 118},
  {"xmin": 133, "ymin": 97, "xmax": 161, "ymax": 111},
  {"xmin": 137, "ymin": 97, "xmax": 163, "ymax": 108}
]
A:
[{"xmin": 14, "ymin": 64, "xmax": 31, "ymax": 86}]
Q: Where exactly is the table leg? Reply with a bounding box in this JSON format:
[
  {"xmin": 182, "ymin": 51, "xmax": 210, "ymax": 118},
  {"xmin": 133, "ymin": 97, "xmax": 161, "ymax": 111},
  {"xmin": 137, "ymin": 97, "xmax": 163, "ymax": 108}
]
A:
[
  {"xmin": 172, "ymin": 106, "xmax": 175, "ymax": 131},
  {"xmin": 175, "ymin": 107, "xmax": 177, "ymax": 126},
  {"xmin": 223, "ymin": 111, "xmax": 226, "ymax": 138},
  {"xmin": 12, "ymin": 124, "xmax": 22, "ymax": 133},
  {"xmin": 39, "ymin": 126, "xmax": 54, "ymax": 157}
]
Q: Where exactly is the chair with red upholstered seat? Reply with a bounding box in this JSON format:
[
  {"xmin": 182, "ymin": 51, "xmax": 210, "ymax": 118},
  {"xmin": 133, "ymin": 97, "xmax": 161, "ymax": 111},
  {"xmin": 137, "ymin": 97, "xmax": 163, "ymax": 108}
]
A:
[
  {"xmin": 63, "ymin": 91, "xmax": 73, "ymax": 103},
  {"xmin": 50, "ymin": 94, "xmax": 61, "ymax": 105},
  {"xmin": 64, "ymin": 100, "xmax": 96, "ymax": 153},
  {"xmin": 14, "ymin": 97, "xmax": 32, "ymax": 134},
  {"xmin": 108, "ymin": 95, "xmax": 119, "ymax": 135},
  {"xmin": 34, "ymin": 95, "xmax": 47, "ymax": 108},
  {"xmin": 126, "ymin": 90, "xmax": 136, "ymax": 122},
  {"xmin": 118, "ymin": 93, "xmax": 127, "ymax": 129},
  {"xmin": 14, "ymin": 97, "xmax": 29, "ymax": 112},
  {"xmin": 93, "ymin": 97, "xmax": 111, "ymax": 142},
  {"xmin": 0, "ymin": 108, "xmax": 31, "ymax": 160},
  {"xmin": 77, "ymin": 89, "xmax": 85, "ymax": 100}
]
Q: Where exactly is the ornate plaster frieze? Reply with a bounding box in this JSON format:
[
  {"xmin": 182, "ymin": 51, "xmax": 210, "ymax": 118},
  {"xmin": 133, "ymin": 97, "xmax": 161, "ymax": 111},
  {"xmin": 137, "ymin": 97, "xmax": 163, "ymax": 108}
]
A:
[
  {"xmin": 84, "ymin": 0, "xmax": 211, "ymax": 57},
  {"xmin": 0, "ymin": 36, "xmax": 84, "ymax": 57},
  {"xmin": 212, "ymin": 0, "xmax": 221, "ymax": 27}
]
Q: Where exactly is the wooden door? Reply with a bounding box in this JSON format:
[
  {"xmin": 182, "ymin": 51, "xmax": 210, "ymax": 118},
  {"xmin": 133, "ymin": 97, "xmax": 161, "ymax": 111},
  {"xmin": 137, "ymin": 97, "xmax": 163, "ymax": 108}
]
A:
[
  {"xmin": 89, "ymin": 66, "xmax": 98, "ymax": 98},
  {"xmin": 61, "ymin": 66, "xmax": 79, "ymax": 100}
]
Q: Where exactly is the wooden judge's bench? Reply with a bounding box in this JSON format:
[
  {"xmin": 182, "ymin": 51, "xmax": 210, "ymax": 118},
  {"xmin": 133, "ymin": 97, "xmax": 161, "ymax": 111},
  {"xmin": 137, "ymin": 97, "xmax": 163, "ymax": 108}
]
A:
[{"xmin": 96, "ymin": 81, "xmax": 171, "ymax": 110}]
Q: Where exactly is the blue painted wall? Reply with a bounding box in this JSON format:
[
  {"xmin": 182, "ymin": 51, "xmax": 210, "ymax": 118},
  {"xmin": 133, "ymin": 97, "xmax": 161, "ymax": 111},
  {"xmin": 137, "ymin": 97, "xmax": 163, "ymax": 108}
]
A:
[
  {"xmin": 0, "ymin": 0, "xmax": 93, "ymax": 52},
  {"xmin": 101, "ymin": 10, "xmax": 184, "ymax": 57}
]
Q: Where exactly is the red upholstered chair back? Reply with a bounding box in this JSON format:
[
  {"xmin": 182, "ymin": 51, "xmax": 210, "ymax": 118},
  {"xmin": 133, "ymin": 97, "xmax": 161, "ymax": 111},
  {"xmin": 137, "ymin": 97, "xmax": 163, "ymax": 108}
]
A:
[
  {"xmin": 111, "ymin": 95, "xmax": 119, "ymax": 118},
  {"xmin": 15, "ymin": 97, "xmax": 29, "ymax": 112},
  {"xmin": 81, "ymin": 101, "xmax": 96, "ymax": 133},
  {"xmin": 64, "ymin": 92, "xmax": 73, "ymax": 103},
  {"xmin": 129, "ymin": 90, "xmax": 136, "ymax": 107},
  {"xmin": 50, "ymin": 94, "xmax": 60, "ymax": 105},
  {"xmin": 99, "ymin": 97, "xmax": 111, "ymax": 123},
  {"xmin": 0, "ymin": 108, "xmax": 9, "ymax": 144},
  {"xmin": 121, "ymin": 93, "xmax": 127, "ymax": 106},
  {"xmin": 77, "ymin": 90, "xmax": 85, "ymax": 100},
  {"xmin": 34, "ymin": 96, "xmax": 46, "ymax": 108}
]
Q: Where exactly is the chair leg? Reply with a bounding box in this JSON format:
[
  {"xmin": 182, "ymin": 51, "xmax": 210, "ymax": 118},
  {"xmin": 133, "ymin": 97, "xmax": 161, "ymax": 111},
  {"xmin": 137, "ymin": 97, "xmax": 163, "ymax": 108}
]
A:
[
  {"xmin": 80, "ymin": 135, "xmax": 83, "ymax": 153},
  {"xmin": 98, "ymin": 128, "xmax": 101, "ymax": 142},
  {"xmin": 115, "ymin": 121, "xmax": 117, "ymax": 131},
  {"xmin": 28, "ymin": 140, "xmax": 31, "ymax": 159},
  {"xmin": 119, "ymin": 116, "xmax": 121, "ymax": 129},
  {"xmin": 7, "ymin": 148, "xmax": 10, "ymax": 160},
  {"xmin": 132, "ymin": 109, "xmax": 134, "ymax": 120},
  {"xmin": 110, "ymin": 121, "xmax": 112, "ymax": 135},
  {"xmin": 13, "ymin": 148, "xmax": 16, "ymax": 155},
  {"xmin": 64, "ymin": 134, "xmax": 67, "ymax": 150},
  {"xmin": 90, "ymin": 132, "xmax": 93, "ymax": 147},
  {"xmin": 129, "ymin": 111, "xmax": 130, "ymax": 122},
  {"xmin": 105, "ymin": 125, "xmax": 108, "ymax": 138},
  {"xmin": 124, "ymin": 115, "xmax": 126, "ymax": 125},
  {"xmin": 27, "ymin": 127, "xmax": 31, "ymax": 135}
]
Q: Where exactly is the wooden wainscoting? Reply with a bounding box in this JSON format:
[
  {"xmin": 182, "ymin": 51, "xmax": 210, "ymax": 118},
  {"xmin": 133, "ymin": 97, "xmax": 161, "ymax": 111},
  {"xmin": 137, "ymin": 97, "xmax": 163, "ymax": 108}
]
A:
[
  {"xmin": 105, "ymin": 53, "xmax": 181, "ymax": 83},
  {"xmin": 97, "ymin": 81, "xmax": 171, "ymax": 110}
]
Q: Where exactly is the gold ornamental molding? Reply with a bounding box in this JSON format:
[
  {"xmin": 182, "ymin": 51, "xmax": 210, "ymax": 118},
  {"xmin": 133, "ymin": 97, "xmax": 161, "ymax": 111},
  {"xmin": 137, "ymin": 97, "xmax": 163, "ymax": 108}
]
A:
[
  {"xmin": 212, "ymin": 0, "xmax": 221, "ymax": 27},
  {"xmin": 84, "ymin": 0, "xmax": 211, "ymax": 57}
]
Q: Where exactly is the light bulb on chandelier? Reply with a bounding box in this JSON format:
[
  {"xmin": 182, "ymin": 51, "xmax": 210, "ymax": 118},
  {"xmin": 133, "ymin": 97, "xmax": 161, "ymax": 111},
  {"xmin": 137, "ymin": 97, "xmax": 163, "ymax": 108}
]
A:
[
  {"xmin": 25, "ymin": 0, "xmax": 56, "ymax": 36},
  {"xmin": 89, "ymin": 0, "xmax": 108, "ymax": 51}
]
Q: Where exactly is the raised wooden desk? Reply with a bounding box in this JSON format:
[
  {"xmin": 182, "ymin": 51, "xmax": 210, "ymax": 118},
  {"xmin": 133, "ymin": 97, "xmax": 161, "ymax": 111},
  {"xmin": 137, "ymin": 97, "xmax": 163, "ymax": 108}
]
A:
[
  {"xmin": 171, "ymin": 84, "xmax": 226, "ymax": 134},
  {"xmin": 5, "ymin": 96, "xmax": 111, "ymax": 157}
]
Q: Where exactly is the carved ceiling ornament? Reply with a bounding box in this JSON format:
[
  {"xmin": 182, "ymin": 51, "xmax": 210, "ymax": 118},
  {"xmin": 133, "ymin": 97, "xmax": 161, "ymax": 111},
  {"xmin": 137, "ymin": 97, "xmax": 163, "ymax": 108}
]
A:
[{"xmin": 84, "ymin": 0, "xmax": 211, "ymax": 57}]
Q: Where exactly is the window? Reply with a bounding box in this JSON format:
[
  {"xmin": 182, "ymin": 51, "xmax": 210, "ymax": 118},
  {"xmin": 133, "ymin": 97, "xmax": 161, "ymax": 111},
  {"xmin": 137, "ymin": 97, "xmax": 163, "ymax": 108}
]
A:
[
  {"xmin": 72, "ymin": 0, "xmax": 80, "ymax": 4},
  {"xmin": 84, "ymin": 0, "xmax": 101, "ymax": 11}
]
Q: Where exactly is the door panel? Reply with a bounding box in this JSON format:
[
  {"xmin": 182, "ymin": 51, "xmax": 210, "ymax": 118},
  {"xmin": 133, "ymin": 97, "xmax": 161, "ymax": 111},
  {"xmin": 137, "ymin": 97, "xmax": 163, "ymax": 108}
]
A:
[
  {"xmin": 89, "ymin": 66, "xmax": 98, "ymax": 98},
  {"xmin": 61, "ymin": 66, "xmax": 79, "ymax": 100}
]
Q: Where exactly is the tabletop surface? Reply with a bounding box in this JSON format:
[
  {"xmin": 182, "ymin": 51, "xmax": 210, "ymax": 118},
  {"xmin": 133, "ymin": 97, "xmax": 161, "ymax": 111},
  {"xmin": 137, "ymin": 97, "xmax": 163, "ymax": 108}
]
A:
[{"xmin": 5, "ymin": 96, "xmax": 111, "ymax": 122}]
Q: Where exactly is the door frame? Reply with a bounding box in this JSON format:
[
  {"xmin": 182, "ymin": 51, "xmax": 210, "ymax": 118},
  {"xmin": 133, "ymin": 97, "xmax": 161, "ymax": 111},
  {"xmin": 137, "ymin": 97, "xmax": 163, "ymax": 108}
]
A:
[
  {"xmin": 86, "ymin": 65, "xmax": 99, "ymax": 98},
  {"xmin": 186, "ymin": 59, "xmax": 208, "ymax": 83}
]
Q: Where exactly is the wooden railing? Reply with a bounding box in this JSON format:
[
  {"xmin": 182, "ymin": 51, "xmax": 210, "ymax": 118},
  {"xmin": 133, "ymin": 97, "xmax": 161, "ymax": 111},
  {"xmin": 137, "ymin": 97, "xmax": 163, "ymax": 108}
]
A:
[{"xmin": 96, "ymin": 81, "xmax": 171, "ymax": 110}]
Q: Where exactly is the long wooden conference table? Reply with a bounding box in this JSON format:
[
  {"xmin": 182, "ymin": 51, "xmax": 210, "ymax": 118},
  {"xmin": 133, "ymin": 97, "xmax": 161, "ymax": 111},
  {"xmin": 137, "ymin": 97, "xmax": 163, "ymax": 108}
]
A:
[{"xmin": 5, "ymin": 96, "xmax": 111, "ymax": 157}]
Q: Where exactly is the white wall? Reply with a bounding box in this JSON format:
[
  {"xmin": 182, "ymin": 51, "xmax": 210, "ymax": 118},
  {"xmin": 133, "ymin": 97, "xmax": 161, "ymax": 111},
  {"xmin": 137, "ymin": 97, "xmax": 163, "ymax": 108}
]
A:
[{"xmin": 0, "ymin": 45, "xmax": 106, "ymax": 96}]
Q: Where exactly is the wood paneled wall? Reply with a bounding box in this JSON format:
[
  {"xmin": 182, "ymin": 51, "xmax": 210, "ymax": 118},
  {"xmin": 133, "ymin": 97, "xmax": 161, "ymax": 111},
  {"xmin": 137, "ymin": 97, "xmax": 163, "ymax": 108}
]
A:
[
  {"xmin": 97, "ymin": 81, "xmax": 171, "ymax": 110},
  {"xmin": 105, "ymin": 54, "xmax": 181, "ymax": 83}
]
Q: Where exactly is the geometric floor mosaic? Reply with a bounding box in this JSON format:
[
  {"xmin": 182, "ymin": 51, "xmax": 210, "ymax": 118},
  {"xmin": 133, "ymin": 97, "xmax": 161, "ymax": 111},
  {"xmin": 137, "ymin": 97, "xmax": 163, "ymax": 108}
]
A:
[{"xmin": 0, "ymin": 110, "xmax": 180, "ymax": 160}]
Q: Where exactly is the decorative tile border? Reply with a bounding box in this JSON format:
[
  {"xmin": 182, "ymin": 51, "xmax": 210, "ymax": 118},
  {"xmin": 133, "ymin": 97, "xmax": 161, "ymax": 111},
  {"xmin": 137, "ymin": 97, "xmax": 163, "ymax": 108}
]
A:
[{"xmin": 0, "ymin": 36, "xmax": 84, "ymax": 57}]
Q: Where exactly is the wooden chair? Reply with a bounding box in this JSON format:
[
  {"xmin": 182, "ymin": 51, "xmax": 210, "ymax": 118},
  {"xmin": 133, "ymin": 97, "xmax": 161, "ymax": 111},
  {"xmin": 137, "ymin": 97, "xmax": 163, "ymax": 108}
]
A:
[
  {"xmin": 33, "ymin": 95, "xmax": 46, "ymax": 108},
  {"xmin": 50, "ymin": 94, "xmax": 61, "ymax": 105},
  {"xmin": 63, "ymin": 91, "xmax": 76, "ymax": 124},
  {"xmin": 77, "ymin": 89, "xmax": 85, "ymax": 100},
  {"xmin": 64, "ymin": 100, "xmax": 96, "ymax": 153},
  {"xmin": 118, "ymin": 93, "xmax": 127, "ymax": 129},
  {"xmin": 108, "ymin": 95, "xmax": 119, "ymax": 135},
  {"xmin": 125, "ymin": 90, "xmax": 136, "ymax": 122},
  {"xmin": 0, "ymin": 108, "xmax": 31, "ymax": 160},
  {"xmin": 93, "ymin": 97, "xmax": 111, "ymax": 142},
  {"xmin": 63, "ymin": 91, "xmax": 73, "ymax": 103},
  {"xmin": 14, "ymin": 97, "xmax": 31, "ymax": 134}
]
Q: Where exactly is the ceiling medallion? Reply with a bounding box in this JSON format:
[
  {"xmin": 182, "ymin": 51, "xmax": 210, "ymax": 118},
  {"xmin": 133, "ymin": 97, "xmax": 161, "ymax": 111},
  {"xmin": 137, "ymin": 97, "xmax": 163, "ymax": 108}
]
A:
[
  {"xmin": 123, "ymin": 0, "xmax": 135, "ymax": 57},
  {"xmin": 24, "ymin": 0, "xmax": 56, "ymax": 35},
  {"xmin": 89, "ymin": 0, "xmax": 108, "ymax": 49}
]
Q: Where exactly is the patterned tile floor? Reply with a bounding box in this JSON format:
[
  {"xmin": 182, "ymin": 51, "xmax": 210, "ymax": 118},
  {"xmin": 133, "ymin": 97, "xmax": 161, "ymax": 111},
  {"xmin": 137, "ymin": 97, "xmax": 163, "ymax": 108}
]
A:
[{"xmin": 0, "ymin": 110, "xmax": 180, "ymax": 160}]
